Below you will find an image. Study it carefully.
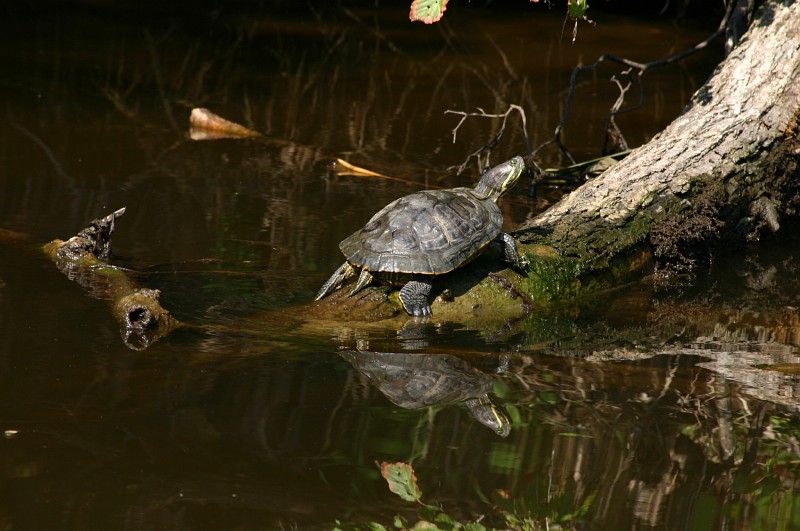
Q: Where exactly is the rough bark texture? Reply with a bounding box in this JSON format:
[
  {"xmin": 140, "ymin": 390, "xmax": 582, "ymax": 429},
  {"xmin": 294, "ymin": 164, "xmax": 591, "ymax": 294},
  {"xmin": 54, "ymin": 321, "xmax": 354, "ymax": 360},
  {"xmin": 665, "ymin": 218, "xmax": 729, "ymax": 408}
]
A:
[{"xmin": 518, "ymin": 0, "xmax": 800, "ymax": 277}]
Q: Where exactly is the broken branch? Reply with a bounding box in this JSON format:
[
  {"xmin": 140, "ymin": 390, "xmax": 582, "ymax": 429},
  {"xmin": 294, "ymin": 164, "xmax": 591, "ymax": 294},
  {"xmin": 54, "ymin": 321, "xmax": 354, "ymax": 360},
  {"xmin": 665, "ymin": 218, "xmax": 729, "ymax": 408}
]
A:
[
  {"xmin": 43, "ymin": 208, "xmax": 182, "ymax": 350},
  {"xmin": 445, "ymin": 104, "xmax": 532, "ymax": 175}
]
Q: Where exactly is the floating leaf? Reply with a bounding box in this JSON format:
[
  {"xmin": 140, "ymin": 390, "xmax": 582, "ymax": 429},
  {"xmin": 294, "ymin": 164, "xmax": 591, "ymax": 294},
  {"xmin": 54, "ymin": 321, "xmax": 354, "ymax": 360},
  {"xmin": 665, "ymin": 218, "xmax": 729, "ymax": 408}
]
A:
[
  {"xmin": 379, "ymin": 461, "xmax": 423, "ymax": 503},
  {"xmin": 333, "ymin": 158, "xmax": 446, "ymax": 189},
  {"xmin": 409, "ymin": 0, "xmax": 449, "ymax": 24},
  {"xmin": 333, "ymin": 158, "xmax": 390, "ymax": 178},
  {"xmin": 189, "ymin": 108, "xmax": 262, "ymax": 140}
]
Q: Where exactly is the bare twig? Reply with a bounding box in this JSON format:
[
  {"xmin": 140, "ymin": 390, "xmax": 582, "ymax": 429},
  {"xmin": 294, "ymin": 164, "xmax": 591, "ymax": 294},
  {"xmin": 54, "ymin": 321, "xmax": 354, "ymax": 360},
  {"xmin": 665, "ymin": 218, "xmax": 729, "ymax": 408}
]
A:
[
  {"xmin": 602, "ymin": 71, "xmax": 635, "ymax": 154},
  {"xmin": 10, "ymin": 121, "xmax": 76, "ymax": 186},
  {"xmin": 445, "ymin": 104, "xmax": 532, "ymax": 175}
]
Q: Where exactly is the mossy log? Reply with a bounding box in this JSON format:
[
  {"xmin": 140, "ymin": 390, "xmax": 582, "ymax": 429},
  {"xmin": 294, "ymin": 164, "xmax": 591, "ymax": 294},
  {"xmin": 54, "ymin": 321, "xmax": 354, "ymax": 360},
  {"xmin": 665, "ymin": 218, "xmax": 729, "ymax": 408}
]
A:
[
  {"xmin": 315, "ymin": 0, "xmax": 800, "ymax": 322},
  {"xmin": 42, "ymin": 208, "xmax": 182, "ymax": 349}
]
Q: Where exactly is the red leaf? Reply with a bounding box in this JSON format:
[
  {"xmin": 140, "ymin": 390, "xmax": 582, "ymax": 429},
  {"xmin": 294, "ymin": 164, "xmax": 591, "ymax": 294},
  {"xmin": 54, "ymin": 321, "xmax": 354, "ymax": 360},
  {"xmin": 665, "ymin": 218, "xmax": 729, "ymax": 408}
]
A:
[{"xmin": 379, "ymin": 461, "xmax": 423, "ymax": 503}]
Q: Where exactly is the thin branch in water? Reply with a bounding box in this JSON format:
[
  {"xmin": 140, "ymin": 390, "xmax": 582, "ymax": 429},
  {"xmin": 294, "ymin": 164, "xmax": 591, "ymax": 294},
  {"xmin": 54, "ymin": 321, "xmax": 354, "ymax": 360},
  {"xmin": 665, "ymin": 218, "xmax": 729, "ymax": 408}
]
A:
[
  {"xmin": 145, "ymin": 29, "xmax": 180, "ymax": 134},
  {"xmin": 339, "ymin": 5, "xmax": 407, "ymax": 57},
  {"xmin": 486, "ymin": 34, "xmax": 518, "ymax": 80},
  {"xmin": 541, "ymin": 0, "xmax": 736, "ymax": 162},
  {"xmin": 10, "ymin": 120, "xmax": 76, "ymax": 187}
]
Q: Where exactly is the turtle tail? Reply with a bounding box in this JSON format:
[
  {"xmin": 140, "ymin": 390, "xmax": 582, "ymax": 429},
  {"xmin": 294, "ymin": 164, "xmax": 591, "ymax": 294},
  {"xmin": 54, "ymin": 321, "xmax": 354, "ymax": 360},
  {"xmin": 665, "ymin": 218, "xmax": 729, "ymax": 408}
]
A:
[{"xmin": 315, "ymin": 262, "xmax": 356, "ymax": 301}]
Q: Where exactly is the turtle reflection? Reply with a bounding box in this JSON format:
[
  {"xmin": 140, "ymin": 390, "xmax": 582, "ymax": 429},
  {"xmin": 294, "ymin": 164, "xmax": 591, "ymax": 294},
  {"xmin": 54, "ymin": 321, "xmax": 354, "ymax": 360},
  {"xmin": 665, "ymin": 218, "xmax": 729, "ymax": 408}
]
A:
[{"xmin": 340, "ymin": 350, "xmax": 511, "ymax": 437}]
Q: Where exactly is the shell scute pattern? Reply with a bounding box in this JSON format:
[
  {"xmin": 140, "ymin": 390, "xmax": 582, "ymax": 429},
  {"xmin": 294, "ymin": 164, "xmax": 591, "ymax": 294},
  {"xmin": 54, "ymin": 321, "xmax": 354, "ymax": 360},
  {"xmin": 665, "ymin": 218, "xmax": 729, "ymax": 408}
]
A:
[
  {"xmin": 339, "ymin": 188, "xmax": 502, "ymax": 275},
  {"xmin": 389, "ymin": 226, "xmax": 419, "ymax": 254},
  {"xmin": 376, "ymin": 252, "xmax": 418, "ymax": 274}
]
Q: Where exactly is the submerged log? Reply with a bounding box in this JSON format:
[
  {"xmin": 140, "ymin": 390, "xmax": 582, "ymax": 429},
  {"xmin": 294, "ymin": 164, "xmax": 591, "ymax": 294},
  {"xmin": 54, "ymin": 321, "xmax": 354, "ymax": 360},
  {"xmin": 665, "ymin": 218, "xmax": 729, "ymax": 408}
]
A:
[{"xmin": 43, "ymin": 208, "xmax": 182, "ymax": 350}]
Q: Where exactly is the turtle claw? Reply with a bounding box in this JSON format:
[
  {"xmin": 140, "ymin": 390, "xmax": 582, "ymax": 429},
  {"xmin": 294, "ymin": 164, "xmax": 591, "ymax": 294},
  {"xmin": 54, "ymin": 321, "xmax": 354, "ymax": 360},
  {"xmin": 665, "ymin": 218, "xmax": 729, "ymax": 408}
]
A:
[
  {"xmin": 412, "ymin": 305, "xmax": 432, "ymax": 317},
  {"xmin": 407, "ymin": 302, "xmax": 432, "ymax": 318}
]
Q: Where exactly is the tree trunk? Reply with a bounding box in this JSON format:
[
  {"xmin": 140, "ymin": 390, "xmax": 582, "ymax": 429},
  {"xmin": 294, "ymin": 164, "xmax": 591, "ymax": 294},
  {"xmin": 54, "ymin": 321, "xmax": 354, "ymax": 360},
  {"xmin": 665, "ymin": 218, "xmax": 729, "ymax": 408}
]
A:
[{"xmin": 518, "ymin": 0, "xmax": 800, "ymax": 277}]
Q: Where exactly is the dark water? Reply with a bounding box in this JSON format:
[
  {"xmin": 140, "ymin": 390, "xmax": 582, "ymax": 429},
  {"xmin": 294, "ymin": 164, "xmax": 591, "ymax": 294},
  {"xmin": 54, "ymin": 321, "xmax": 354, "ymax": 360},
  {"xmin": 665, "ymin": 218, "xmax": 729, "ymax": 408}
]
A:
[{"xmin": 1, "ymin": 2, "xmax": 799, "ymax": 529}]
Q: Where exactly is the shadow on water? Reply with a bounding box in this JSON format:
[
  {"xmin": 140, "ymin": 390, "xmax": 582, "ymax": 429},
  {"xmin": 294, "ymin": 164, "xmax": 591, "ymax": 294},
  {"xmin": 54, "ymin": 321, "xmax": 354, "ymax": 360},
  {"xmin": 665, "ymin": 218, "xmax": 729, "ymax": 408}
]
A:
[{"xmin": 2, "ymin": 1, "xmax": 799, "ymax": 530}]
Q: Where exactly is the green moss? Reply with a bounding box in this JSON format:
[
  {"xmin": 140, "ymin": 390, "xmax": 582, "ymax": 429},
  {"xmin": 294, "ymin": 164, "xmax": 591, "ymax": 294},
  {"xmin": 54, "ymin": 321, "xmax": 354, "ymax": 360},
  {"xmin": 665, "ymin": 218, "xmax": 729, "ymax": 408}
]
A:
[{"xmin": 516, "ymin": 244, "xmax": 582, "ymax": 304}]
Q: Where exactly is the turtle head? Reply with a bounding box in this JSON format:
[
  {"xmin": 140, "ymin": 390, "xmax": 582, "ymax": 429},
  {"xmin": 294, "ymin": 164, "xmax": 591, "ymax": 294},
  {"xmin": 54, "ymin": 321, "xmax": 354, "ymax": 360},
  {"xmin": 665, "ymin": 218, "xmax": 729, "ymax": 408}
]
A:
[
  {"xmin": 474, "ymin": 156, "xmax": 526, "ymax": 201},
  {"xmin": 466, "ymin": 396, "xmax": 512, "ymax": 437}
]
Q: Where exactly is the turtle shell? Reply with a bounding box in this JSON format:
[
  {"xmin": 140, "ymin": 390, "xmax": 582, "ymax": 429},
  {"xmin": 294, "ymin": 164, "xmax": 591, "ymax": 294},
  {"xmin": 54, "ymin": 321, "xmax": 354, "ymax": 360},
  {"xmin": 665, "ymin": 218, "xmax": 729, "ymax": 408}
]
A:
[
  {"xmin": 340, "ymin": 188, "xmax": 502, "ymax": 274},
  {"xmin": 339, "ymin": 351, "xmax": 494, "ymax": 409}
]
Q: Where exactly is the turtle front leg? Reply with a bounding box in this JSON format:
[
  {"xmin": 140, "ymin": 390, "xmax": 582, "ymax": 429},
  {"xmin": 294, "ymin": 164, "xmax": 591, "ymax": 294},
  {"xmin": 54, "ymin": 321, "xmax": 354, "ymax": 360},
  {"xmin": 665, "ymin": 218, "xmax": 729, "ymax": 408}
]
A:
[
  {"xmin": 315, "ymin": 262, "xmax": 356, "ymax": 300},
  {"xmin": 497, "ymin": 232, "xmax": 528, "ymax": 272},
  {"xmin": 399, "ymin": 278, "xmax": 433, "ymax": 316}
]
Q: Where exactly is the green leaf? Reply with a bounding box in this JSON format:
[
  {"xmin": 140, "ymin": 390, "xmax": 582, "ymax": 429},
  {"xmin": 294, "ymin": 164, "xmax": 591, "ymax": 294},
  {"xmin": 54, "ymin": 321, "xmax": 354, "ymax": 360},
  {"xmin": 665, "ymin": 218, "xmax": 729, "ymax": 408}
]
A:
[
  {"xmin": 379, "ymin": 461, "xmax": 423, "ymax": 503},
  {"xmin": 568, "ymin": 0, "xmax": 588, "ymax": 19},
  {"xmin": 409, "ymin": 0, "xmax": 449, "ymax": 24}
]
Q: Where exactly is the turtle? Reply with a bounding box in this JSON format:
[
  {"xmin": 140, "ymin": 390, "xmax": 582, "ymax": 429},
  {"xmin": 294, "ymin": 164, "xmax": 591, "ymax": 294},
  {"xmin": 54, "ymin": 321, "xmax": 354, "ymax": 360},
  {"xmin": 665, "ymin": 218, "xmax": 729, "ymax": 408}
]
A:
[
  {"xmin": 340, "ymin": 350, "xmax": 511, "ymax": 437},
  {"xmin": 315, "ymin": 156, "xmax": 528, "ymax": 316}
]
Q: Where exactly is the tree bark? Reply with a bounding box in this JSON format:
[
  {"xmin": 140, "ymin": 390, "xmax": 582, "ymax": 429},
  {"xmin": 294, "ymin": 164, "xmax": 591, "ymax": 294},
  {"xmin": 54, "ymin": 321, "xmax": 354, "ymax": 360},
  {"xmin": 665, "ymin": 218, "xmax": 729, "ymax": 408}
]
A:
[{"xmin": 518, "ymin": 0, "xmax": 800, "ymax": 277}]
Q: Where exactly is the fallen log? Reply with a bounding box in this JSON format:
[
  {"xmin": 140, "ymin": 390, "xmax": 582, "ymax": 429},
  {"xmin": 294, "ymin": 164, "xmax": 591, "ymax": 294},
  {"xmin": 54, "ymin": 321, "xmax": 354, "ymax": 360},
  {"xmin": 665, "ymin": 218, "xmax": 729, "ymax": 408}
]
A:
[{"xmin": 42, "ymin": 207, "xmax": 182, "ymax": 349}]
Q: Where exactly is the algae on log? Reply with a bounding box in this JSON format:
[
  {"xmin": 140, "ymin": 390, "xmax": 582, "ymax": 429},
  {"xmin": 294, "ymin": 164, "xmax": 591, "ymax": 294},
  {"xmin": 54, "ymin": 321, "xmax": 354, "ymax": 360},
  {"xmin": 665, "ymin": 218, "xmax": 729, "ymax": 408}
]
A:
[
  {"xmin": 43, "ymin": 208, "xmax": 182, "ymax": 349},
  {"xmin": 314, "ymin": 0, "xmax": 800, "ymax": 320},
  {"xmin": 517, "ymin": 0, "xmax": 800, "ymax": 284}
]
